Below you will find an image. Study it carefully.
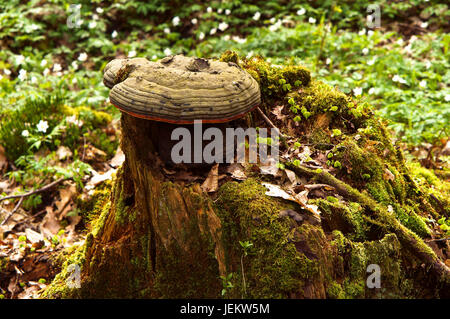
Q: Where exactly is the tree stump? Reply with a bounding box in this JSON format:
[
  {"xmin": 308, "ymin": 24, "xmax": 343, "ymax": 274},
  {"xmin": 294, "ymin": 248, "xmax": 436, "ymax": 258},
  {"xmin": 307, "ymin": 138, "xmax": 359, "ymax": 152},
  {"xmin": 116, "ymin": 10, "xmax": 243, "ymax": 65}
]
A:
[{"xmin": 43, "ymin": 55, "xmax": 450, "ymax": 299}]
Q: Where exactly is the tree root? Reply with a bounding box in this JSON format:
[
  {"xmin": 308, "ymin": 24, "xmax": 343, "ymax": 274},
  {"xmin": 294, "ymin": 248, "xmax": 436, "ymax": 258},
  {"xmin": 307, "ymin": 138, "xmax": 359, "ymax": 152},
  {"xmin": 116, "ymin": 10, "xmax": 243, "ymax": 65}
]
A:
[{"xmin": 287, "ymin": 162, "xmax": 450, "ymax": 285}]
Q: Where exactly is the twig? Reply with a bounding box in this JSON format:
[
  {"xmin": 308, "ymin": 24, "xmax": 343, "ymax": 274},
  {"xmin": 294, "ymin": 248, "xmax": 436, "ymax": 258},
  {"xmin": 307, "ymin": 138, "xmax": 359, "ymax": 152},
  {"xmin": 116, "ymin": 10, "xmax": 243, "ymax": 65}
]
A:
[
  {"xmin": 304, "ymin": 183, "xmax": 335, "ymax": 190},
  {"xmin": 255, "ymin": 106, "xmax": 289, "ymax": 148},
  {"xmin": 0, "ymin": 197, "xmax": 24, "ymax": 226},
  {"xmin": 0, "ymin": 177, "xmax": 68, "ymax": 226},
  {"xmin": 14, "ymin": 209, "xmax": 47, "ymax": 227},
  {"xmin": 0, "ymin": 177, "xmax": 68, "ymax": 203},
  {"xmin": 425, "ymin": 238, "xmax": 450, "ymax": 243}
]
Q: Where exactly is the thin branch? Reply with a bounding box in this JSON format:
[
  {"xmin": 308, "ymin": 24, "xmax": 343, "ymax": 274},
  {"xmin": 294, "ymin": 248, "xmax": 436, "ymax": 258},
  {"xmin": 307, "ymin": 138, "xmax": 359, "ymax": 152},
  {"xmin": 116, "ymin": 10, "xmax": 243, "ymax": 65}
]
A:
[
  {"xmin": 0, "ymin": 197, "xmax": 24, "ymax": 226},
  {"xmin": 0, "ymin": 177, "xmax": 68, "ymax": 203}
]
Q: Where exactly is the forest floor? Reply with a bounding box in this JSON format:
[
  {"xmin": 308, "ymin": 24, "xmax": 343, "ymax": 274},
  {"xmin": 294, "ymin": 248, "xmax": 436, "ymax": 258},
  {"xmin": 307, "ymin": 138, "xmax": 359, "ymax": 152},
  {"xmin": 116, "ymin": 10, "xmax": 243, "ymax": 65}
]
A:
[{"xmin": 0, "ymin": 1, "xmax": 449, "ymax": 299}]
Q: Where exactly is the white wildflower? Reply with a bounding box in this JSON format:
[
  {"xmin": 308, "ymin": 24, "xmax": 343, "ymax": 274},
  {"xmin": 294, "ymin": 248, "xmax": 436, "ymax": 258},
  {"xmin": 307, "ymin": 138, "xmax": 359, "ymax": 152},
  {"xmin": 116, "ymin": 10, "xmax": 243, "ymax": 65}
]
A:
[
  {"xmin": 368, "ymin": 30, "xmax": 374, "ymax": 36},
  {"xmin": 76, "ymin": 19, "xmax": 83, "ymax": 27},
  {"xmin": 30, "ymin": 76, "xmax": 37, "ymax": 84},
  {"xmin": 270, "ymin": 17, "xmax": 276, "ymax": 24},
  {"xmin": 217, "ymin": 8, "xmax": 223, "ymax": 14},
  {"xmin": 96, "ymin": 7, "xmax": 103, "ymax": 14},
  {"xmin": 4, "ymin": 69, "xmax": 11, "ymax": 75},
  {"xmin": 387, "ymin": 205, "xmax": 394, "ymax": 213},
  {"xmin": 425, "ymin": 61, "xmax": 432, "ymax": 69},
  {"xmin": 151, "ymin": 55, "xmax": 157, "ymax": 60},
  {"xmin": 210, "ymin": 28, "xmax": 217, "ymax": 35},
  {"xmin": 191, "ymin": 18, "xmax": 198, "ymax": 25},
  {"xmin": 397, "ymin": 38, "xmax": 404, "ymax": 46},
  {"xmin": 206, "ymin": 7, "xmax": 212, "ymax": 13},
  {"xmin": 128, "ymin": 50, "xmax": 137, "ymax": 58},
  {"xmin": 164, "ymin": 27, "xmax": 171, "ymax": 34},
  {"xmin": 66, "ymin": 115, "xmax": 83, "ymax": 127},
  {"xmin": 253, "ymin": 12, "xmax": 261, "ymax": 21},
  {"xmin": 353, "ymin": 87, "xmax": 363, "ymax": 96},
  {"xmin": 368, "ymin": 87, "xmax": 376, "ymax": 95},
  {"xmin": 326, "ymin": 58, "xmax": 331, "ymax": 65},
  {"xmin": 419, "ymin": 80, "xmax": 427, "ymax": 88},
  {"xmin": 358, "ymin": 29, "xmax": 366, "ymax": 36},
  {"xmin": 362, "ymin": 48, "xmax": 369, "ymax": 55},
  {"xmin": 53, "ymin": 63, "xmax": 62, "ymax": 72},
  {"xmin": 367, "ymin": 57, "xmax": 376, "ymax": 66},
  {"xmin": 308, "ymin": 17, "xmax": 316, "ymax": 24},
  {"xmin": 92, "ymin": 14, "xmax": 99, "ymax": 20},
  {"xmin": 164, "ymin": 48, "xmax": 172, "ymax": 56},
  {"xmin": 36, "ymin": 120, "xmax": 49, "ymax": 133},
  {"xmin": 15, "ymin": 55, "xmax": 25, "ymax": 65},
  {"xmin": 297, "ymin": 8, "xmax": 306, "ymax": 16},
  {"xmin": 71, "ymin": 61, "xmax": 78, "ymax": 70},
  {"xmin": 18, "ymin": 69, "xmax": 27, "ymax": 81},
  {"xmin": 43, "ymin": 68, "xmax": 49, "ymax": 76},
  {"xmin": 198, "ymin": 32, "xmax": 205, "ymax": 40},
  {"xmin": 225, "ymin": 9, "xmax": 231, "ymax": 15},
  {"xmin": 445, "ymin": 94, "xmax": 450, "ymax": 102},
  {"xmin": 29, "ymin": 24, "xmax": 40, "ymax": 31},
  {"xmin": 21, "ymin": 130, "xmax": 29, "ymax": 137},
  {"xmin": 78, "ymin": 52, "xmax": 88, "ymax": 62},
  {"xmin": 111, "ymin": 30, "xmax": 118, "ymax": 38},
  {"xmin": 269, "ymin": 19, "xmax": 282, "ymax": 32},
  {"xmin": 89, "ymin": 21, "xmax": 97, "ymax": 29},
  {"xmin": 232, "ymin": 36, "xmax": 246, "ymax": 44},
  {"xmin": 40, "ymin": 60, "xmax": 47, "ymax": 67},
  {"xmin": 246, "ymin": 51, "xmax": 254, "ymax": 59},
  {"xmin": 172, "ymin": 16, "xmax": 180, "ymax": 26},
  {"xmin": 392, "ymin": 75, "xmax": 407, "ymax": 84},
  {"xmin": 420, "ymin": 22, "xmax": 428, "ymax": 28},
  {"xmin": 224, "ymin": 35, "xmax": 230, "ymax": 41},
  {"xmin": 218, "ymin": 22, "xmax": 229, "ymax": 32}
]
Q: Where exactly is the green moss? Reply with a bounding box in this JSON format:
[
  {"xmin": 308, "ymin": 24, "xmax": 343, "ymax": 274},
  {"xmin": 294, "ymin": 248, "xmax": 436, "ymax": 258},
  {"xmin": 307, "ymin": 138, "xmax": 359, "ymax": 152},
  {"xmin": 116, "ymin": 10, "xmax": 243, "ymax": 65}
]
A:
[
  {"xmin": 41, "ymin": 244, "xmax": 87, "ymax": 298},
  {"xmin": 0, "ymin": 257, "xmax": 8, "ymax": 273},
  {"xmin": 393, "ymin": 204, "xmax": 431, "ymax": 238},
  {"xmin": 63, "ymin": 105, "xmax": 111, "ymax": 127},
  {"xmin": 313, "ymin": 199, "xmax": 367, "ymax": 241},
  {"xmin": 214, "ymin": 178, "xmax": 327, "ymax": 298},
  {"xmin": 242, "ymin": 56, "xmax": 311, "ymax": 101},
  {"xmin": 327, "ymin": 281, "xmax": 346, "ymax": 299},
  {"xmin": 219, "ymin": 50, "xmax": 239, "ymax": 64}
]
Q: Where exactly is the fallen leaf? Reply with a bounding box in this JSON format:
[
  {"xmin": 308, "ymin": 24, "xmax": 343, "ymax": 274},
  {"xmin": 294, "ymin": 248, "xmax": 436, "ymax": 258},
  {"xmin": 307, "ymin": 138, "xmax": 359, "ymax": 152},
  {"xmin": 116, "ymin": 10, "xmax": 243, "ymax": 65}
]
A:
[
  {"xmin": 226, "ymin": 163, "xmax": 247, "ymax": 180},
  {"xmin": 0, "ymin": 145, "xmax": 7, "ymax": 172},
  {"xmin": 56, "ymin": 146, "xmax": 73, "ymax": 161},
  {"xmin": 201, "ymin": 164, "xmax": 219, "ymax": 193},
  {"xmin": 25, "ymin": 228, "xmax": 44, "ymax": 244},
  {"xmin": 40, "ymin": 206, "xmax": 60, "ymax": 237},
  {"xmin": 55, "ymin": 185, "xmax": 76, "ymax": 219},
  {"xmin": 283, "ymin": 169, "xmax": 298, "ymax": 188},
  {"xmin": 271, "ymin": 105, "xmax": 286, "ymax": 121},
  {"xmin": 262, "ymin": 183, "xmax": 321, "ymax": 218},
  {"xmin": 86, "ymin": 169, "xmax": 115, "ymax": 189},
  {"xmin": 109, "ymin": 147, "xmax": 125, "ymax": 168},
  {"xmin": 383, "ymin": 168, "xmax": 395, "ymax": 181},
  {"xmin": 259, "ymin": 157, "xmax": 282, "ymax": 177}
]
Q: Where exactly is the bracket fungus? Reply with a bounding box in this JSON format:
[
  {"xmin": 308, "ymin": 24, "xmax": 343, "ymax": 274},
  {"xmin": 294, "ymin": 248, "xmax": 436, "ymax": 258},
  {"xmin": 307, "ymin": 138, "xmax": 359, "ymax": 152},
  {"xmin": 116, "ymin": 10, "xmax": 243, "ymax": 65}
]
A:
[
  {"xmin": 103, "ymin": 54, "xmax": 261, "ymax": 124},
  {"xmin": 103, "ymin": 54, "xmax": 261, "ymax": 164}
]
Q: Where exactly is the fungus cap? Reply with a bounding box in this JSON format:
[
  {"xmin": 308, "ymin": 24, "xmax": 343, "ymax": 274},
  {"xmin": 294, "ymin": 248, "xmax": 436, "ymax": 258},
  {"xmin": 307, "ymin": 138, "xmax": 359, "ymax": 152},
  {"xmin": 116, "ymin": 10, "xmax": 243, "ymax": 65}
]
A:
[{"xmin": 103, "ymin": 55, "xmax": 261, "ymax": 124}]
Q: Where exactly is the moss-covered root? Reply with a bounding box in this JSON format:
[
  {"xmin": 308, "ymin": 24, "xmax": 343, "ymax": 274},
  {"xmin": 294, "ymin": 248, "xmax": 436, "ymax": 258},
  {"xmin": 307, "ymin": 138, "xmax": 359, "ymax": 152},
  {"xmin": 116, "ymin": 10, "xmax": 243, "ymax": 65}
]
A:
[{"xmin": 287, "ymin": 163, "xmax": 450, "ymax": 288}]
